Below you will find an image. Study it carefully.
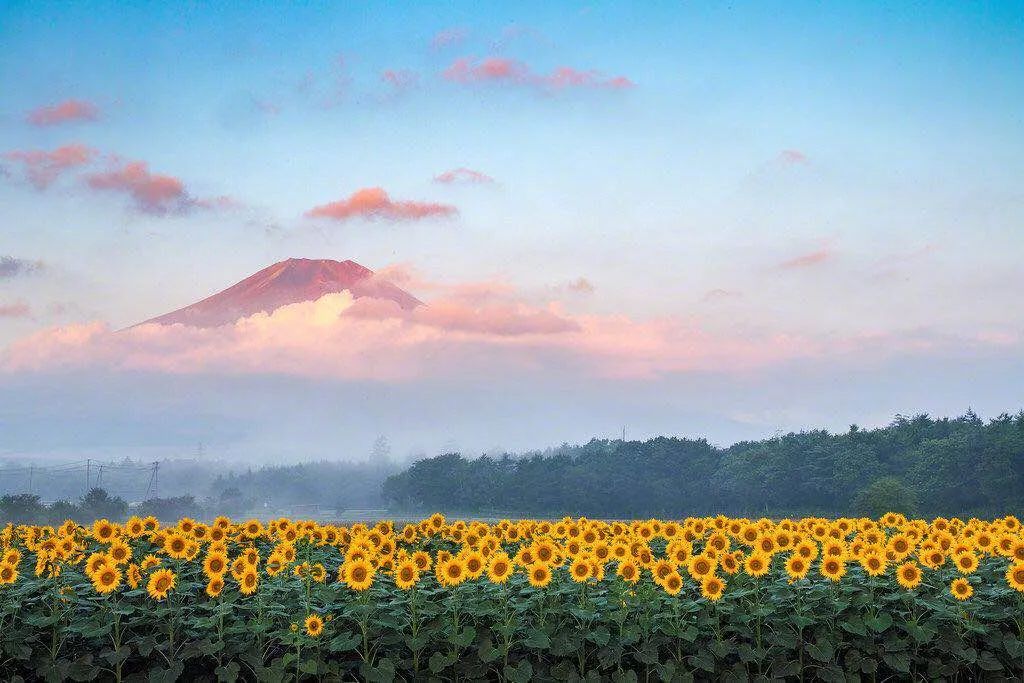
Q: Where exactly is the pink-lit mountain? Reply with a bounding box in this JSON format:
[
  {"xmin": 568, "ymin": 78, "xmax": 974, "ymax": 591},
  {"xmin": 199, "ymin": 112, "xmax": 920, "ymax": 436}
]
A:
[{"xmin": 141, "ymin": 258, "xmax": 421, "ymax": 328}]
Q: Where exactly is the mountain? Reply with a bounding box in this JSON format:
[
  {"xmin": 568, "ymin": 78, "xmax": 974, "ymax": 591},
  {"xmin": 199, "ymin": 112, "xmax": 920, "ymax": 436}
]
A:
[{"xmin": 141, "ymin": 258, "xmax": 421, "ymax": 328}]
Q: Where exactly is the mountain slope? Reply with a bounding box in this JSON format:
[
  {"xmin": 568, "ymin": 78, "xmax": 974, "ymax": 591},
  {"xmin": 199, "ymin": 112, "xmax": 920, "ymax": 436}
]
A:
[{"xmin": 141, "ymin": 258, "xmax": 421, "ymax": 328}]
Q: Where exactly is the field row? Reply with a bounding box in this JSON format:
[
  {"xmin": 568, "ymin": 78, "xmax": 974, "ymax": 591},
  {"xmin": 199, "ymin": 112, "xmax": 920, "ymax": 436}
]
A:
[{"xmin": 1, "ymin": 513, "xmax": 1023, "ymax": 680}]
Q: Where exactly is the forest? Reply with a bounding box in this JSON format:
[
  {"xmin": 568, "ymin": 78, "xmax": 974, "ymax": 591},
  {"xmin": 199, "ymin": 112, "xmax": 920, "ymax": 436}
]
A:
[{"xmin": 382, "ymin": 412, "xmax": 1024, "ymax": 518}]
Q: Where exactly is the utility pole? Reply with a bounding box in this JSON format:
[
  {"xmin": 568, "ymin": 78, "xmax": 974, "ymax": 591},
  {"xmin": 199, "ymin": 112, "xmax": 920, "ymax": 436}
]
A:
[
  {"xmin": 28, "ymin": 465, "xmax": 33, "ymax": 495},
  {"xmin": 145, "ymin": 461, "xmax": 160, "ymax": 500},
  {"xmin": 622, "ymin": 426, "xmax": 626, "ymax": 441},
  {"xmin": 85, "ymin": 459, "xmax": 91, "ymax": 494},
  {"xmin": 97, "ymin": 464, "xmax": 104, "ymax": 488},
  {"xmin": 153, "ymin": 461, "xmax": 159, "ymax": 499}
]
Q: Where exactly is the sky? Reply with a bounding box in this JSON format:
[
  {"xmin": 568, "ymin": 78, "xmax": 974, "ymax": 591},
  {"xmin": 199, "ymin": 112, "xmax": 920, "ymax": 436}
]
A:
[{"xmin": 1, "ymin": 1, "xmax": 1023, "ymax": 462}]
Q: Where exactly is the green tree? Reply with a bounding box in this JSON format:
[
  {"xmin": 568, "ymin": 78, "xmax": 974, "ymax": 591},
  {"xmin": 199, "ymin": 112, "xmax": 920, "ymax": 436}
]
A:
[{"xmin": 852, "ymin": 477, "xmax": 919, "ymax": 517}]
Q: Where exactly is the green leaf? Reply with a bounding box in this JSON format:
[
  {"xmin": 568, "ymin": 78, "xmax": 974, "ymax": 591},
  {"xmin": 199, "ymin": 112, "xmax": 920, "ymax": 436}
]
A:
[
  {"xmin": 585, "ymin": 626, "xmax": 611, "ymax": 646},
  {"xmin": 866, "ymin": 612, "xmax": 892, "ymax": 633},
  {"xmin": 428, "ymin": 651, "xmax": 456, "ymax": 674},
  {"xmin": 448, "ymin": 625, "xmax": 476, "ymax": 647},
  {"xmin": 327, "ymin": 631, "xmax": 361, "ymax": 652},
  {"xmin": 881, "ymin": 651, "xmax": 910, "ymax": 673},
  {"xmin": 504, "ymin": 661, "xmax": 534, "ymax": 683},
  {"xmin": 215, "ymin": 662, "xmax": 241, "ymax": 682},
  {"xmin": 524, "ymin": 631, "xmax": 551, "ymax": 649},
  {"xmin": 840, "ymin": 615, "xmax": 867, "ymax": 636},
  {"xmin": 362, "ymin": 658, "xmax": 396, "ymax": 682}
]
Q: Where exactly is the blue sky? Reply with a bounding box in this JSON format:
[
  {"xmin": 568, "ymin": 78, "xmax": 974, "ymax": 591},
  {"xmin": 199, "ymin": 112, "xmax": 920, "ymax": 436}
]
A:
[{"xmin": 1, "ymin": 2, "xmax": 1022, "ymax": 459}]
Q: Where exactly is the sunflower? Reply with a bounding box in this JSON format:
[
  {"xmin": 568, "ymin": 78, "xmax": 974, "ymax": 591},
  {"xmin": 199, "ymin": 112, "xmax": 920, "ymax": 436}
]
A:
[
  {"xmin": 617, "ymin": 559, "xmax": 640, "ymax": 584},
  {"xmin": 920, "ymin": 549, "xmax": 945, "ymax": 570},
  {"xmin": 108, "ymin": 540, "xmax": 132, "ymax": 565},
  {"xmin": 203, "ymin": 552, "xmax": 228, "ymax": 578},
  {"xmin": 652, "ymin": 558, "xmax": 675, "ymax": 583},
  {"xmin": 700, "ymin": 575, "xmax": 725, "ymax": 601},
  {"xmin": 822, "ymin": 540, "xmax": 845, "ymax": 560},
  {"xmin": 527, "ymin": 562, "xmax": 552, "ymax": 588},
  {"xmin": 147, "ymin": 568, "xmax": 176, "ymax": 600},
  {"xmin": 819, "ymin": 557, "xmax": 846, "ymax": 583},
  {"xmin": 785, "ymin": 554, "xmax": 809, "ymax": 580},
  {"xmin": 126, "ymin": 563, "xmax": 141, "ymax": 589},
  {"xmin": 0, "ymin": 562, "xmax": 18, "ymax": 585},
  {"xmin": 687, "ymin": 555, "xmax": 716, "ymax": 581},
  {"xmin": 231, "ymin": 557, "xmax": 248, "ymax": 581},
  {"xmin": 661, "ymin": 571, "xmax": 683, "ymax": 596},
  {"xmin": 794, "ymin": 541, "xmax": 818, "ymax": 561},
  {"xmin": 487, "ymin": 553, "xmax": 513, "ymax": 584},
  {"xmin": 744, "ymin": 552, "xmax": 770, "ymax": 578},
  {"xmin": 206, "ymin": 576, "xmax": 224, "ymax": 598},
  {"xmin": 92, "ymin": 519, "xmax": 116, "ymax": 543},
  {"xmin": 1006, "ymin": 562, "xmax": 1024, "ymax": 592},
  {"xmin": 85, "ymin": 552, "xmax": 110, "ymax": 577},
  {"xmin": 304, "ymin": 613, "xmax": 325, "ymax": 638},
  {"xmin": 238, "ymin": 569, "xmax": 259, "ymax": 596},
  {"xmin": 950, "ymin": 577, "xmax": 973, "ymax": 600},
  {"xmin": 895, "ymin": 562, "xmax": 922, "ymax": 590},
  {"xmin": 1011, "ymin": 540, "xmax": 1024, "ymax": 563},
  {"xmin": 394, "ymin": 560, "xmax": 419, "ymax": 590},
  {"xmin": 954, "ymin": 551, "xmax": 978, "ymax": 575},
  {"xmin": 412, "ymin": 551, "xmax": 432, "ymax": 572},
  {"xmin": 310, "ymin": 563, "xmax": 327, "ymax": 583},
  {"xmin": 859, "ymin": 553, "xmax": 887, "ymax": 577},
  {"xmin": 755, "ymin": 535, "xmax": 776, "ymax": 556},
  {"xmin": 344, "ymin": 558, "xmax": 376, "ymax": 591},
  {"xmin": 569, "ymin": 557, "xmax": 592, "ymax": 583},
  {"xmin": 719, "ymin": 552, "xmax": 740, "ymax": 575},
  {"xmin": 164, "ymin": 533, "xmax": 189, "ymax": 560},
  {"xmin": 92, "ymin": 565, "xmax": 122, "ymax": 594},
  {"xmin": 462, "ymin": 551, "xmax": 486, "ymax": 579},
  {"xmin": 141, "ymin": 554, "xmax": 162, "ymax": 571},
  {"xmin": 887, "ymin": 534, "xmax": 912, "ymax": 557}
]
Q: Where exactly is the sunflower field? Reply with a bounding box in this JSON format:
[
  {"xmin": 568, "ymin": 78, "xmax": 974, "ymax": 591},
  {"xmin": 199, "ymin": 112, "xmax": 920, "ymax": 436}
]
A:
[{"xmin": 1, "ymin": 514, "xmax": 1023, "ymax": 681}]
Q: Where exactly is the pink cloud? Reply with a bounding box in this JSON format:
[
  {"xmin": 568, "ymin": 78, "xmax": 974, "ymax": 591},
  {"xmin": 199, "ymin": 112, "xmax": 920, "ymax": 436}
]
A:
[
  {"xmin": 1, "ymin": 263, "xmax": 840, "ymax": 384},
  {"xmin": 430, "ymin": 27, "xmax": 468, "ymax": 50},
  {"xmin": 442, "ymin": 57, "xmax": 634, "ymax": 91},
  {"xmin": 443, "ymin": 57, "xmax": 530, "ymax": 84},
  {"xmin": 3, "ymin": 144, "xmax": 97, "ymax": 188},
  {"xmin": 778, "ymin": 249, "xmax": 832, "ymax": 269},
  {"xmin": 433, "ymin": 168, "xmax": 495, "ymax": 184},
  {"xmin": 381, "ymin": 69, "xmax": 419, "ymax": 92},
  {"xmin": 6, "ymin": 264, "xmax": 1013, "ymax": 384},
  {"xmin": 543, "ymin": 67, "xmax": 635, "ymax": 90},
  {"xmin": 779, "ymin": 149, "xmax": 808, "ymax": 165},
  {"xmin": 85, "ymin": 161, "xmax": 189, "ymax": 214},
  {"xmin": 306, "ymin": 187, "xmax": 457, "ymax": 222},
  {"xmin": 0, "ymin": 302, "xmax": 30, "ymax": 318},
  {"xmin": 26, "ymin": 99, "xmax": 100, "ymax": 126}
]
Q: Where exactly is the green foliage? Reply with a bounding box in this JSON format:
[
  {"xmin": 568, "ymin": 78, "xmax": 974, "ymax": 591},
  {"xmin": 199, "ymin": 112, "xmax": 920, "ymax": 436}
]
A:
[
  {"xmin": 383, "ymin": 411, "xmax": 1024, "ymax": 517},
  {"xmin": 1, "ymin": 555, "xmax": 1022, "ymax": 680},
  {"xmin": 0, "ymin": 489, "xmax": 130, "ymax": 526},
  {"xmin": 854, "ymin": 476, "xmax": 918, "ymax": 517}
]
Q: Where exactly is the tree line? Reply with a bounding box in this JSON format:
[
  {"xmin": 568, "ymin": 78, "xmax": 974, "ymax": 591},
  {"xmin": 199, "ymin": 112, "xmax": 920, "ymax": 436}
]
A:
[{"xmin": 382, "ymin": 412, "xmax": 1024, "ymax": 518}]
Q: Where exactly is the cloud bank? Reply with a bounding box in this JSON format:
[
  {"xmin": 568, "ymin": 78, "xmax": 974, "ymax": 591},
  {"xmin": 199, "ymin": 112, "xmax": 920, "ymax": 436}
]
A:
[
  {"xmin": 26, "ymin": 99, "xmax": 100, "ymax": 126},
  {"xmin": 442, "ymin": 57, "xmax": 634, "ymax": 91},
  {"xmin": 306, "ymin": 188, "xmax": 457, "ymax": 222}
]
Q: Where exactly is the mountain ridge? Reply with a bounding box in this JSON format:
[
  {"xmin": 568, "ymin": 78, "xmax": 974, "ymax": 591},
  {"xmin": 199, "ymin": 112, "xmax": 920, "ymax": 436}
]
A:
[{"xmin": 140, "ymin": 257, "xmax": 421, "ymax": 328}]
